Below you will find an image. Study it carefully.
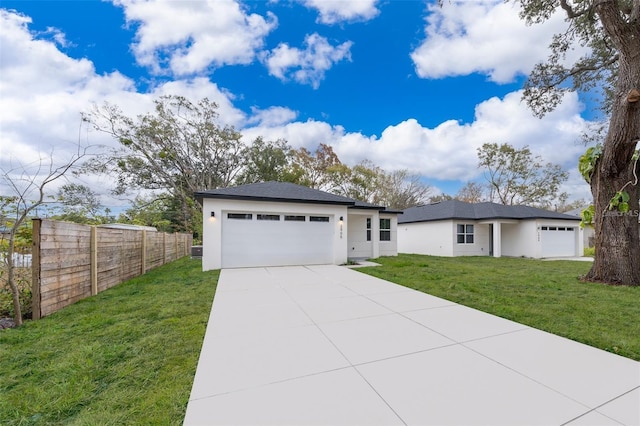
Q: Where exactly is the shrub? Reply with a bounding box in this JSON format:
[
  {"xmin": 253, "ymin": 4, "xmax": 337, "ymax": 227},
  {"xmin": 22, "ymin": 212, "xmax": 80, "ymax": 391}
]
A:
[{"xmin": 0, "ymin": 265, "xmax": 32, "ymax": 319}]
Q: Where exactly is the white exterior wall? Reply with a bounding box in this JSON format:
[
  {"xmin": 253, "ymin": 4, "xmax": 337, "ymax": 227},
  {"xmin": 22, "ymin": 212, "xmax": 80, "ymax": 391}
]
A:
[
  {"xmin": 398, "ymin": 221, "xmax": 454, "ymax": 256},
  {"xmin": 201, "ymin": 198, "xmax": 349, "ymax": 271},
  {"xmin": 500, "ymin": 220, "xmax": 582, "ymax": 258},
  {"xmin": 501, "ymin": 221, "xmax": 537, "ymax": 258},
  {"xmin": 379, "ymin": 214, "xmax": 398, "ymax": 257},
  {"xmin": 451, "ymin": 222, "xmax": 490, "ymax": 257}
]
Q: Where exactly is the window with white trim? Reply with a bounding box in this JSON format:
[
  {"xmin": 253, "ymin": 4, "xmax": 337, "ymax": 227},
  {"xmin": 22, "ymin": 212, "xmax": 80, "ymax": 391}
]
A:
[
  {"xmin": 456, "ymin": 224, "xmax": 474, "ymax": 244},
  {"xmin": 228, "ymin": 213, "xmax": 252, "ymax": 220},
  {"xmin": 380, "ymin": 218, "xmax": 391, "ymax": 241},
  {"xmin": 309, "ymin": 216, "xmax": 330, "ymax": 222},
  {"xmin": 366, "ymin": 218, "xmax": 371, "ymax": 241},
  {"xmin": 257, "ymin": 214, "xmax": 280, "ymax": 221}
]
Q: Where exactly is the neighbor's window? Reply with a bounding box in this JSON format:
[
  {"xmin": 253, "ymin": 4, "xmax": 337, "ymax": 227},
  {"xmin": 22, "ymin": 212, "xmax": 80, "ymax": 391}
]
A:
[
  {"xmin": 380, "ymin": 218, "xmax": 391, "ymax": 241},
  {"xmin": 284, "ymin": 215, "xmax": 305, "ymax": 222},
  {"xmin": 257, "ymin": 214, "xmax": 280, "ymax": 221},
  {"xmin": 366, "ymin": 218, "xmax": 372, "ymax": 241},
  {"xmin": 309, "ymin": 216, "xmax": 330, "ymax": 222},
  {"xmin": 457, "ymin": 224, "xmax": 474, "ymax": 244},
  {"xmin": 228, "ymin": 213, "xmax": 252, "ymax": 220}
]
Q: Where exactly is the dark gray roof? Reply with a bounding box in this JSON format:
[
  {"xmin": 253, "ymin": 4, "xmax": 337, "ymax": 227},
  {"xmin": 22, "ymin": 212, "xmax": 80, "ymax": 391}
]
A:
[
  {"xmin": 195, "ymin": 181, "xmax": 398, "ymax": 213},
  {"xmin": 399, "ymin": 200, "xmax": 581, "ymax": 224}
]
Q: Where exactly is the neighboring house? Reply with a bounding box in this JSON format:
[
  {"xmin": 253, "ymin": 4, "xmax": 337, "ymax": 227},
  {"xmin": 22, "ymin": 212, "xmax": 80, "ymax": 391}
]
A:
[
  {"xmin": 565, "ymin": 207, "xmax": 595, "ymax": 248},
  {"xmin": 398, "ymin": 200, "xmax": 583, "ymax": 259},
  {"xmin": 196, "ymin": 181, "xmax": 400, "ymax": 270}
]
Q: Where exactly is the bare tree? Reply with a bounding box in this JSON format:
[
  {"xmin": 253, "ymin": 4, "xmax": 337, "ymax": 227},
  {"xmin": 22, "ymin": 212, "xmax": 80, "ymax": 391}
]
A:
[
  {"xmin": 373, "ymin": 170, "xmax": 433, "ymax": 210},
  {"xmin": 1, "ymin": 146, "xmax": 91, "ymax": 325},
  {"xmin": 478, "ymin": 143, "xmax": 568, "ymax": 208},
  {"xmin": 456, "ymin": 182, "xmax": 487, "ymax": 203}
]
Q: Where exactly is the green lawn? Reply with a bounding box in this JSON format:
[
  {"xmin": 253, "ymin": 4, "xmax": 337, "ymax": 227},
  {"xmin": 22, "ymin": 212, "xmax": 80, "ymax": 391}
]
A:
[
  {"xmin": 359, "ymin": 254, "xmax": 640, "ymax": 361},
  {"xmin": 2, "ymin": 254, "xmax": 638, "ymax": 425},
  {"xmin": 0, "ymin": 257, "xmax": 218, "ymax": 426}
]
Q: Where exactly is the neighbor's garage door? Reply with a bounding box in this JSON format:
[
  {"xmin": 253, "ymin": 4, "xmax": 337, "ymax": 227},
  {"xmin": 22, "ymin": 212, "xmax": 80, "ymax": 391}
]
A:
[
  {"xmin": 221, "ymin": 212, "xmax": 334, "ymax": 268},
  {"xmin": 541, "ymin": 226, "xmax": 576, "ymax": 257}
]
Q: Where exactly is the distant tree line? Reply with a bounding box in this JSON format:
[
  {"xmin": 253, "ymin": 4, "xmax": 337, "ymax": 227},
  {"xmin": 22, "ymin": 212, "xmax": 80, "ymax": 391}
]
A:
[{"xmin": 81, "ymin": 95, "xmax": 434, "ymax": 234}]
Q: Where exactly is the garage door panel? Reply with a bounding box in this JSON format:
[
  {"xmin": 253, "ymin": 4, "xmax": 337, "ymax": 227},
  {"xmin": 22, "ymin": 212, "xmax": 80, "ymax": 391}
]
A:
[
  {"xmin": 222, "ymin": 214, "xmax": 334, "ymax": 268},
  {"xmin": 541, "ymin": 227, "xmax": 576, "ymax": 257}
]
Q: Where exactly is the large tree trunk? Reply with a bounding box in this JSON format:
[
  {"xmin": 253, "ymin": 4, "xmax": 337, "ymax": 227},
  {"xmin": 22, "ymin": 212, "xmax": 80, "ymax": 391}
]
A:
[
  {"xmin": 587, "ymin": 161, "xmax": 640, "ymax": 285},
  {"xmin": 586, "ymin": 0, "xmax": 640, "ymax": 286}
]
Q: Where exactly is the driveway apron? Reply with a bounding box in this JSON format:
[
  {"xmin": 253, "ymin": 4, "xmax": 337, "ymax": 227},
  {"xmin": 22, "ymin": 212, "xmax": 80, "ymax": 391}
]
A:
[{"xmin": 184, "ymin": 265, "xmax": 640, "ymax": 426}]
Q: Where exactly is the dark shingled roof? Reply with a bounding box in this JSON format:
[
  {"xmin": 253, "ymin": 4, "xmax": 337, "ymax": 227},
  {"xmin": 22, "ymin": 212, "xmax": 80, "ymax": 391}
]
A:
[
  {"xmin": 399, "ymin": 200, "xmax": 580, "ymax": 224},
  {"xmin": 195, "ymin": 181, "xmax": 399, "ymax": 213}
]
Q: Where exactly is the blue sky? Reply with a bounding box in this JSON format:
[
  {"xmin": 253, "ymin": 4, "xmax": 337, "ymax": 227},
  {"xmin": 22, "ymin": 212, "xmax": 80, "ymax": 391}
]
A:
[{"xmin": 0, "ymin": 0, "xmax": 596, "ymax": 210}]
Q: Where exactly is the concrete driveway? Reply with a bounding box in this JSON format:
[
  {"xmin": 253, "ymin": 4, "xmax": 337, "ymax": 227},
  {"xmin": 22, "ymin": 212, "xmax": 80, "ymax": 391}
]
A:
[{"xmin": 184, "ymin": 265, "xmax": 639, "ymax": 426}]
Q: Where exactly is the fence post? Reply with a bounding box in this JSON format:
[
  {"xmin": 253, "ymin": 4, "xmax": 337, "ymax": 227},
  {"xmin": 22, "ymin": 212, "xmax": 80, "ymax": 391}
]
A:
[
  {"xmin": 175, "ymin": 232, "xmax": 179, "ymax": 261},
  {"xmin": 31, "ymin": 218, "xmax": 42, "ymax": 320},
  {"xmin": 141, "ymin": 230, "xmax": 147, "ymax": 274},
  {"xmin": 91, "ymin": 226, "xmax": 98, "ymax": 296},
  {"xmin": 162, "ymin": 233, "xmax": 167, "ymax": 265}
]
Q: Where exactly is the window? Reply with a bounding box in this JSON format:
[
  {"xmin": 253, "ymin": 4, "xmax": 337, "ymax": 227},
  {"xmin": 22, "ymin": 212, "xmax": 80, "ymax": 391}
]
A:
[
  {"xmin": 380, "ymin": 218, "xmax": 391, "ymax": 241},
  {"xmin": 541, "ymin": 226, "xmax": 548, "ymax": 230},
  {"xmin": 309, "ymin": 216, "xmax": 330, "ymax": 222},
  {"xmin": 284, "ymin": 215, "xmax": 305, "ymax": 222},
  {"xmin": 456, "ymin": 224, "xmax": 474, "ymax": 244},
  {"xmin": 228, "ymin": 213, "xmax": 252, "ymax": 220},
  {"xmin": 366, "ymin": 218, "xmax": 371, "ymax": 241},
  {"xmin": 257, "ymin": 214, "xmax": 280, "ymax": 221}
]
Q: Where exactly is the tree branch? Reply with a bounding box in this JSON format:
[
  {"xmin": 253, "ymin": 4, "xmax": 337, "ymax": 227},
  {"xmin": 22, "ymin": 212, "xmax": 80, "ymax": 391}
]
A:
[{"xmin": 559, "ymin": 0, "xmax": 590, "ymax": 18}]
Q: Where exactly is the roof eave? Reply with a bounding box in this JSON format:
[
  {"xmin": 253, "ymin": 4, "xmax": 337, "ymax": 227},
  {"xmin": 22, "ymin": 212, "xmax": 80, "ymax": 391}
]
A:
[{"xmin": 195, "ymin": 192, "xmax": 355, "ymax": 206}]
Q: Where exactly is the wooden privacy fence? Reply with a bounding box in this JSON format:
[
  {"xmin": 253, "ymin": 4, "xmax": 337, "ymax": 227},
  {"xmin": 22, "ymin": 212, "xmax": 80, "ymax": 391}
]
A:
[{"xmin": 31, "ymin": 219, "xmax": 192, "ymax": 319}]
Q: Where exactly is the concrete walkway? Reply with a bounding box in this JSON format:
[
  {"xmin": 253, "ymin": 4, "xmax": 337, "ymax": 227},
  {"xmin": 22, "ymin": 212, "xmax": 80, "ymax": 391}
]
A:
[{"xmin": 184, "ymin": 265, "xmax": 639, "ymax": 426}]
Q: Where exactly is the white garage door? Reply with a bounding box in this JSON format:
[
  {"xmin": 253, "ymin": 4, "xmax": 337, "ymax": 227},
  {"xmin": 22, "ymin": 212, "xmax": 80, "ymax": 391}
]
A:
[
  {"xmin": 541, "ymin": 226, "xmax": 576, "ymax": 257},
  {"xmin": 222, "ymin": 212, "xmax": 334, "ymax": 268}
]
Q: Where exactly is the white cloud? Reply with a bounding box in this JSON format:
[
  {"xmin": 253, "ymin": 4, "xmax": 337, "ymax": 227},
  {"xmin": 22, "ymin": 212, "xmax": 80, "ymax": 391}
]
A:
[
  {"xmin": 242, "ymin": 90, "xmax": 591, "ymax": 200},
  {"xmin": 300, "ymin": 0, "xmax": 380, "ymax": 24},
  {"xmin": 411, "ymin": 1, "xmax": 582, "ymax": 83},
  {"xmin": 247, "ymin": 106, "xmax": 298, "ymax": 127},
  {"xmin": 113, "ymin": 0, "xmax": 277, "ymax": 76},
  {"xmin": 0, "ymin": 7, "xmax": 592, "ymax": 206},
  {"xmin": 262, "ymin": 33, "xmax": 352, "ymax": 88},
  {"xmin": 0, "ymin": 10, "xmax": 244, "ymax": 207}
]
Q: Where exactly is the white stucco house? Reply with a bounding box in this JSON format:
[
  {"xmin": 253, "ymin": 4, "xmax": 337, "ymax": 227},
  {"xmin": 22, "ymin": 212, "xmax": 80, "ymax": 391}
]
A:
[
  {"xmin": 196, "ymin": 181, "xmax": 400, "ymax": 270},
  {"xmin": 398, "ymin": 200, "xmax": 584, "ymax": 259}
]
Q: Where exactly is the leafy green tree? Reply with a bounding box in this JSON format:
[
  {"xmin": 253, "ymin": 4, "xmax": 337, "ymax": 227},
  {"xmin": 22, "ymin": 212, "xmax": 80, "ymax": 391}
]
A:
[
  {"xmin": 328, "ymin": 160, "xmax": 381, "ymax": 203},
  {"xmin": 477, "ymin": 143, "xmax": 568, "ymax": 208},
  {"xmin": 84, "ymin": 95, "xmax": 247, "ymax": 232},
  {"xmin": 236, "ymin": 138, "xmax": 295, "ymax": 184},
  {"xmin": 289, "ymin": 143, "xmax": 341, "ymax": 191},
  {"xmin": 52, "ymin": 183, "xmax": 103, "ymax": 224},
  {"xmin": 117, "ymin": 194, "xmax": 194, "ymax": 234},
  {"xmin": 519, "ymin": 0, "xmax": 640, "ymax": 285}
]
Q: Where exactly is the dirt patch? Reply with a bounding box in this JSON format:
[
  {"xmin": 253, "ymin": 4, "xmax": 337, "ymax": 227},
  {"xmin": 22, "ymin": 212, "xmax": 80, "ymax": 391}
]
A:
[{"xmin": 0, "ymin": 318, "xmax": 16, "ymax": 329}]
